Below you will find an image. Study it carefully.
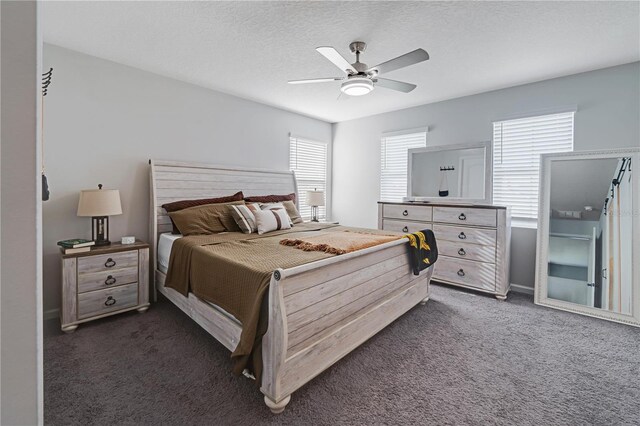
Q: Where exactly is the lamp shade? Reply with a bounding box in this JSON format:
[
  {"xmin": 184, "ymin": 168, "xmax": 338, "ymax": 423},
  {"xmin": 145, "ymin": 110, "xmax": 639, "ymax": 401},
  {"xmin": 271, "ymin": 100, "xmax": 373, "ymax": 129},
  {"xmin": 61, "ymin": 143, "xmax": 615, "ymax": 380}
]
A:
[
  {"xmin": 306, "ymin": 190, "xmax": 325, "ymax": 207},
  {"xmin": 77, "ymin": 187, "xmax": 122, "ymax": 217}
]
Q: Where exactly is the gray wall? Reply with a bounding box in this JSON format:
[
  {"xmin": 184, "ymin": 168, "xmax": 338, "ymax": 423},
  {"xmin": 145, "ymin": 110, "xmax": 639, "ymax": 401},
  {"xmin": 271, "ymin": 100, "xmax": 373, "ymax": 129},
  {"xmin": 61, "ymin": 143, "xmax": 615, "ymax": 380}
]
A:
[
  {"xmin": 42, "ymin": 45, "xmax": 332, "ymax": 313},
  {"xmin": 332, "ymin": 62, "xmax": 640, "ymax": 289},
  {"xmin": 1, "ymin": 1, "xmax": 43, "ymax": 424}
]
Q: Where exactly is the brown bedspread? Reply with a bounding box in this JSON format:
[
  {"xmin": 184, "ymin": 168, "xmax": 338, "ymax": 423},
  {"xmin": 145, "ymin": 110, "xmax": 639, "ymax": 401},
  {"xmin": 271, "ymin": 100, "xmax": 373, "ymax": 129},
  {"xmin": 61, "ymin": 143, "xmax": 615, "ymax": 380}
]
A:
[{"xmin": 165, "ymin": 223, "xmax": 402, "ymax": 381}]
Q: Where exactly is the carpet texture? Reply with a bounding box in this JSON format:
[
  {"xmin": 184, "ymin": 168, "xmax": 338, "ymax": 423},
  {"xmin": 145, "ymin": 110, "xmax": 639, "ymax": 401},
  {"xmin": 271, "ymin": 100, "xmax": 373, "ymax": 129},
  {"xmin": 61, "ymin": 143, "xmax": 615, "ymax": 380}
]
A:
[{"xmin": 44, "ymin": 284, "xmax": 640, "ymax": 425}]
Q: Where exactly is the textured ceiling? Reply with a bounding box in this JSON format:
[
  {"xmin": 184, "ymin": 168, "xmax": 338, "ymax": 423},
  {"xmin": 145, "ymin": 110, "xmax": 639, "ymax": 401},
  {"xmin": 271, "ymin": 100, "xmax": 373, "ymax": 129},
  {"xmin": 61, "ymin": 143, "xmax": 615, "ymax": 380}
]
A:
[{"xmin": 43, "ymin": 1, "xmax": 640, "ymax": 123}]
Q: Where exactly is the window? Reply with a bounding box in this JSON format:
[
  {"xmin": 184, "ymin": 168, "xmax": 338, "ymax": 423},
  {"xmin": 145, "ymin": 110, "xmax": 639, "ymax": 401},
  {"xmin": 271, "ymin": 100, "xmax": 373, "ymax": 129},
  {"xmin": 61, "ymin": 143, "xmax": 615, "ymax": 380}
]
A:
[
  {"xmin": 289, "ymin": 136, "xmax": 328, "ymax": 220},
  {"xmin": 380, "ymin": 130, "xmax": 427, "ymax": 201},
  {"xmin": 493, "ymin": 111, "xmax": 574, "ymax": 224}
]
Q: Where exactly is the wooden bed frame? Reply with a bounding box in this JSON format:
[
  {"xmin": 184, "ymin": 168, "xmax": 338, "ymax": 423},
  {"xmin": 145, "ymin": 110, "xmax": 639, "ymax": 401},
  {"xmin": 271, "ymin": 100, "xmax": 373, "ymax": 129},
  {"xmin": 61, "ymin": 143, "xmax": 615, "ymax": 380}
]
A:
[{"xmin": 149, "ymin": 159, "xmax": 433, "ymax": 413}]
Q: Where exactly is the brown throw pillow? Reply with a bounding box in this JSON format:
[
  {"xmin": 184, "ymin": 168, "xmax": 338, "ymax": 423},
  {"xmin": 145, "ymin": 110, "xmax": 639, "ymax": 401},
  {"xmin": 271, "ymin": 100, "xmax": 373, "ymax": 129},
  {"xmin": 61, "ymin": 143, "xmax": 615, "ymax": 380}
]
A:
[
  {"xmin": 244, "ymin": 193, "xmax": 296, "ymax": 204},
  {"xmin": 162, "ymin": 191, "xmax": 244, "ymax": 233},
  {"xmin": 282, "ymin": 200, "xmax": 303, "ymax": 224},
  {"xmin": 168, "ymin": 201, "xmax": 244, "ymax": 236}
]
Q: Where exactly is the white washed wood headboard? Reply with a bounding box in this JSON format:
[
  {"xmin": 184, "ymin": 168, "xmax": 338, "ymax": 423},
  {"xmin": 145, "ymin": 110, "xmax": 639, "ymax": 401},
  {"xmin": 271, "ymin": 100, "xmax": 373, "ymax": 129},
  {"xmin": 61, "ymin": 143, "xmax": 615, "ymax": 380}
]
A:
[{"xmin": 149, "ymin": 159, "xmax": 298, "ymax": 276}]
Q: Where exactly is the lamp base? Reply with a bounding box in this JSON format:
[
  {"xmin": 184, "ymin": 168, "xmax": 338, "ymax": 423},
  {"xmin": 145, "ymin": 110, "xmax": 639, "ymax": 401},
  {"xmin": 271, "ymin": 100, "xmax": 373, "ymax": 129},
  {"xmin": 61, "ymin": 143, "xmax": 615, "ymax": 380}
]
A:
[
  {"xmin": 94, "ymin": 239, "xmax": 111, "ymax": 247},
  {"xmin": 91, "ymin": 216, "xmax": 111, "ymax": 247},
  {"xmin": 310, "ymin": 205, "xmax": 319, "ymax": 222}
]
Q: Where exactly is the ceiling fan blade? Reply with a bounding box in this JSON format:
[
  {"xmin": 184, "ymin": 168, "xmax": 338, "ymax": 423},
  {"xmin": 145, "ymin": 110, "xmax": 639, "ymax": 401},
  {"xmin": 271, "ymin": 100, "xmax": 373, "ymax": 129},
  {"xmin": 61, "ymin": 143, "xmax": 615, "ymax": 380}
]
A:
[
  {"xmin": 316, "ymin": 47, "xmax": 357, "ymax": 74},
  {"xmin": 288, "ymin": 77, "xmax": 343, "ymax": 84},
  {"xmin": 366, "ymin": 48, "xmax": 429, "ymax": 75},
  {"xmin": 375, "ymin": 78, "xmax": 417, "ymax": 93}
]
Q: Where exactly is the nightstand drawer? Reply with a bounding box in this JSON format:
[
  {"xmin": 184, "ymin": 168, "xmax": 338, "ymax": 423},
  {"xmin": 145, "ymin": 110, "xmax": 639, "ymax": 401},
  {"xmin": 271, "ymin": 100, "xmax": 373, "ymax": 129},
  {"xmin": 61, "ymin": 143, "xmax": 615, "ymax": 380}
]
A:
[
  {"xmin": 383, "ymin": 204, "xmax": 432, "ymax": 222},
  {"xmin": 77, "ymin": 283, "xmax": 138, "ymax": 319},
  {"xmin": 78, "ymin": 251, "xmax": 138, "ymax": 274},
  {"xmin": 77, "ymin": 267, "xmax": 138, "ymax": 293}
]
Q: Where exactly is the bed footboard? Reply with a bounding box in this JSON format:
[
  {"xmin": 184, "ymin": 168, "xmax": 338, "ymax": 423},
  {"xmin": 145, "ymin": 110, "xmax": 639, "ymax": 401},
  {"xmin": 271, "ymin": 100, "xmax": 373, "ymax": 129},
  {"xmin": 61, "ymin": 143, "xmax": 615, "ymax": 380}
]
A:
[{"xmin": 261, "ymin": 239, "xmax": 432, "ymax": 413}]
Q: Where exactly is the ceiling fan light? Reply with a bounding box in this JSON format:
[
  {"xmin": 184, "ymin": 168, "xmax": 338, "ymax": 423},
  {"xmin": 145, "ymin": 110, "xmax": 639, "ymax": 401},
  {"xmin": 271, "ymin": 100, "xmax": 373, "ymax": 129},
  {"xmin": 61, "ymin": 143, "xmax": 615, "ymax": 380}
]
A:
[{"xmin": 340, "ymin": 77, "xmax": 374, "ymax": 96}]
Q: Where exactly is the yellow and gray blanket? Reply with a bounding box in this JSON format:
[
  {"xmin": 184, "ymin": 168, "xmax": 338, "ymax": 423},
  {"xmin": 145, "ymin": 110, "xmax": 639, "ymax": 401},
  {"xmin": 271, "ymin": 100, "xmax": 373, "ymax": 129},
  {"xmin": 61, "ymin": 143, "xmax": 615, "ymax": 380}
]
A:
[{"xmin": 404, "ymin": 229, "xmax": 438, "ymax": 275}]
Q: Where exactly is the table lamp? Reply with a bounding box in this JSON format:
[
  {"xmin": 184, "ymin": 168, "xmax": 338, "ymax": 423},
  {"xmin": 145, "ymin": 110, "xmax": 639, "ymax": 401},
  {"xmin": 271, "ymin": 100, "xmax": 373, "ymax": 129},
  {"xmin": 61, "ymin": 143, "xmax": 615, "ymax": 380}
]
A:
[
  {"xmin": 77, "ymin": 184, "xmax": 122, "ymax": 246},
  {"xmin": 306, "ymin": 189, "xmax": 325, "ymax": 222}
]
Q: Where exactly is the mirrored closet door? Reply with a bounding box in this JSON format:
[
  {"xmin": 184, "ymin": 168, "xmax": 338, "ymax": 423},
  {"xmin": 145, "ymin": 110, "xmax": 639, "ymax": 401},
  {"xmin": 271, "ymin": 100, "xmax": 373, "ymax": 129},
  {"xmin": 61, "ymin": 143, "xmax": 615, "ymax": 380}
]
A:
[{"xmin": 535, "ymin": 148, "xmax": 640, "ymax": 326}]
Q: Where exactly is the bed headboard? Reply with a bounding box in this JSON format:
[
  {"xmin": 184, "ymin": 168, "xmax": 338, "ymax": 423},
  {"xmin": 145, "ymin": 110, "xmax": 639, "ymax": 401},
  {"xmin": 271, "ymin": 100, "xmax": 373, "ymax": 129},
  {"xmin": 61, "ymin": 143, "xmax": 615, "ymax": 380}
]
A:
[{"xmin": 149, "ymin": 159, "xmax": 298, "ymax": 278}]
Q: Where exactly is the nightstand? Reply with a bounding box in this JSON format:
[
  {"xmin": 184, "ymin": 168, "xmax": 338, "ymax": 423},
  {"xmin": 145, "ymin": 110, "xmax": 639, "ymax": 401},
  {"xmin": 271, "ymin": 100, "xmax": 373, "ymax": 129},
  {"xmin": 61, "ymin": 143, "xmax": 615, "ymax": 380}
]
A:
[{"xmin": 60, "ymin": 240, "xmax": 150, "ymax": 333}]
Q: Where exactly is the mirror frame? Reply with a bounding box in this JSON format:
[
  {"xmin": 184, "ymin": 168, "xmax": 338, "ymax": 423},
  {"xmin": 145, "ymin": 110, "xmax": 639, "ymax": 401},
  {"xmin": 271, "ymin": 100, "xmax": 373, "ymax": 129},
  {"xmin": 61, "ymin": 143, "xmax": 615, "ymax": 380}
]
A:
[
  {"xmin": 406, "ymin": 141, "xmax": 493, "ymax": 204},
  {"xmin": 535, "ymin": 148, "xmax": 640, "ymax": 327}
]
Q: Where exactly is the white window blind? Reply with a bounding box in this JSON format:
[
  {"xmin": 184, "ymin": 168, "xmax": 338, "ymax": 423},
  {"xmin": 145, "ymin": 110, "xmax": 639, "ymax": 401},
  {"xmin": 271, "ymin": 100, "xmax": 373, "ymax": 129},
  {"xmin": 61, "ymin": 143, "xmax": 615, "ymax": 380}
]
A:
[
  {"xmin": 493, "ymin": 111, "xmax": 574, "ymax": 222},
  {"xmin": 289, "ymin": 136, "xmax": 328, "ymax": 220},
  {"xmin": 380, "ymin": 131, "xmax": 427, "ymax": 201}
]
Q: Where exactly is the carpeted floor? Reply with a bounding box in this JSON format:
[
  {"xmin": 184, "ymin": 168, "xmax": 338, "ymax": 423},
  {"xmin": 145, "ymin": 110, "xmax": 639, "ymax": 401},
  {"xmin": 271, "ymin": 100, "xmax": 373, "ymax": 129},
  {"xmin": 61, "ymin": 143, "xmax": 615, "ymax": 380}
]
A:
[{"xmin": 44, "ymin": 284, "xmax": 640, "ymax": 425}]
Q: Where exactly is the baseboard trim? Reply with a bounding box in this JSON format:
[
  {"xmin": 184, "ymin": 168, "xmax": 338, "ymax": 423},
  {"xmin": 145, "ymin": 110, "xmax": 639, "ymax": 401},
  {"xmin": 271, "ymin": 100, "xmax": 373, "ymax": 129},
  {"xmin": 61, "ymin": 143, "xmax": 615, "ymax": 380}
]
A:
[
  {"xmin": 44, "ymin": 308, "xmax": 60, "ymax": 321},
  {"xmin": 511, "ymin": 283, "xmax": 534, "ymax": 295}
]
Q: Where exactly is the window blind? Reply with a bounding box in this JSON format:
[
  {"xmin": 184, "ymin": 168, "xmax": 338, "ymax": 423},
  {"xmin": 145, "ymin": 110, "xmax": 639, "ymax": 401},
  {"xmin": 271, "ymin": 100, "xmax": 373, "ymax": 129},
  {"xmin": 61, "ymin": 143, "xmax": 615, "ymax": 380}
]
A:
[
  {"xmin": 493, "ymin": 111, "xmax": 574, "ymax": 222},
  {"xmin": 380, "ymin": 131, "xmax": 427, "ymax": 201},
  {"xmin": 289, "ymin": 136, "xmax": 328, "ymax": 220}
]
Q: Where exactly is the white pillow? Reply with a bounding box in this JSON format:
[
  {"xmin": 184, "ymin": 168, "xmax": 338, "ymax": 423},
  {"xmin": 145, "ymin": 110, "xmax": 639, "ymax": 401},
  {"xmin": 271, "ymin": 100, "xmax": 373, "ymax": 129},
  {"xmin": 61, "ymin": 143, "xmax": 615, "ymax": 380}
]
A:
[
  {"xmin": 260, "ymin": 202, "xmax": 293, "ymax": 225},
  {"xmin": 254, "ymin": 208, "xmax": 292, "ymax": 235}
]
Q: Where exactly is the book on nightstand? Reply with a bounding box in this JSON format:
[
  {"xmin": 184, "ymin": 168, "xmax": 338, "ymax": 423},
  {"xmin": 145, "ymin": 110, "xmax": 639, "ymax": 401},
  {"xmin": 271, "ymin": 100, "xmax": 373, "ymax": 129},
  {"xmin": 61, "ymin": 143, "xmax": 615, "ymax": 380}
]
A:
[
  {"xmin": 58, "ymin": 239, "xmax": 95, "ymax": 254},
  {"xmin": 60, "ymin": 246, "xmax": 92, "ymax": 255},
  {"xmin": 57, "ymin": 238, "xmax": 95, "ymax": 249}
]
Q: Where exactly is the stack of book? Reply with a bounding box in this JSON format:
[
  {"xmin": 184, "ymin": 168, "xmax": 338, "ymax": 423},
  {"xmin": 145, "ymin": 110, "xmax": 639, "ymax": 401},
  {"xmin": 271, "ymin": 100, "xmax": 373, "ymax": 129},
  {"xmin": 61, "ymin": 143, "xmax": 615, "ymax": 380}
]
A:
[{"xmin": 58, "ymin": 239, "xmax": 95, "ymax": 254}]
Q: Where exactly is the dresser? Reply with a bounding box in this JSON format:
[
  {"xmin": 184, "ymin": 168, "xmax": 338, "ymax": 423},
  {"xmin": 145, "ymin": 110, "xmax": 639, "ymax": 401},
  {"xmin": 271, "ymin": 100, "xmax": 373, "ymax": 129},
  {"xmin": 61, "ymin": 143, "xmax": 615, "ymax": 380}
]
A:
[
  {"xmin": 378, "ymin": 202, "xmax": 511, "ymax": 299},
  {"xmin": 60, "ymin": 241, "xmax": 150, "ymax": 332}
]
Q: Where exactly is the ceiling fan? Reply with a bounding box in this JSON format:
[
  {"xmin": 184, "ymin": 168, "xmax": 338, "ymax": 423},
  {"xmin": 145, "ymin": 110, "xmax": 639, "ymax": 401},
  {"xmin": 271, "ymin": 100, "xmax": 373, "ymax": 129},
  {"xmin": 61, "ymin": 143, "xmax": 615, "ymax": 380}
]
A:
[{"xmin": 288, "ymin": 41, "xmax": 429, "ymax": 97}]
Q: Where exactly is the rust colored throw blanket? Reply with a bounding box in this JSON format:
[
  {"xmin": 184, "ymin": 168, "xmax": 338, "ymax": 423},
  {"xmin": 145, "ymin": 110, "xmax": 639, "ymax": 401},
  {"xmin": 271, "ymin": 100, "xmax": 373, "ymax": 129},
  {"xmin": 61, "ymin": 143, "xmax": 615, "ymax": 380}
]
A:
[
  {"xmin": 164, "ymin": 223, "xmax": 401, "ymax": 382},
  {"xmin": 280, "ymin": 230, "xmax": 401, "ymax": 254}
]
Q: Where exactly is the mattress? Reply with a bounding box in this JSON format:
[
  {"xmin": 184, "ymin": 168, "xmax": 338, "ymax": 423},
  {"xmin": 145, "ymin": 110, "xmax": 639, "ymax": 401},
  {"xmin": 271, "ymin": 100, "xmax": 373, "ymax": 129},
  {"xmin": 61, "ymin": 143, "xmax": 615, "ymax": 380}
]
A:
[{"xmin": 158, "ymin": 232, "xmax": 182, "ymax": 274}]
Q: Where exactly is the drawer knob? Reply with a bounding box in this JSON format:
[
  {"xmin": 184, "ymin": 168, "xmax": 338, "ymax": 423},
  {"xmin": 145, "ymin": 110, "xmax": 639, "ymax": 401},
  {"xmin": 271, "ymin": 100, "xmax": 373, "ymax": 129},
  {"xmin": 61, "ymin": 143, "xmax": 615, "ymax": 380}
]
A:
[
  {"xmin": 458, "ymin": 232, "xmax": 467, "ymax": 240},
  {"xmin": 458, "ymin": 248, "xmax": 466, "ymax": 256},
  {"xmin": 104, "ymin": 296, "xmax": 116, "ymax": 306},
  {"xmin": 458, "ymin": 213, "xmax": 466, "ymax": 221},
  {"xmin": 457, "ymin": 269, "xmax": 465, "ymax": 277},
  {"xmin": 104, "ymin": 275, "xmax": 116, "ymax": 286},
  {"xmin": 402, "ymin": 210, "xmax": 409, "ymax": 216},
  {"xmin": 402, "ymin": 226, "xmax": 409, "ymax": 233},
  {"xmin": 104, "ymin": 258, "xmax": 116, "ymax": 268}
]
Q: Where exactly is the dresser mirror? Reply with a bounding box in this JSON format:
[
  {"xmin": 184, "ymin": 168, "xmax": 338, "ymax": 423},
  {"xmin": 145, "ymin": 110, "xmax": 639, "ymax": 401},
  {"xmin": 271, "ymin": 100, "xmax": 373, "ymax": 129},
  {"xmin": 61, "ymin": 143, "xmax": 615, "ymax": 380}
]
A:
[
  {"xmin": 406, "ymin": 141, "xmax": 492, "ymax": 204},
  {"xmin": 535, "ymin": 148, "xmax": 640, "ymax": 327}
]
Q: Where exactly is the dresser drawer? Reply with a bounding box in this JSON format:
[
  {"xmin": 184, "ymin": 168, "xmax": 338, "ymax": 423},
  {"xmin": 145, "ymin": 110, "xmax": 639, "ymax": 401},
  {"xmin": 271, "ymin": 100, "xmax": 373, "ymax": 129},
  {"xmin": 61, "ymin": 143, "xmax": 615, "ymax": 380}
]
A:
[
  {"xmin": 77, "ymin": 267, "xmax": 139, "ymax": 294},
  {"xmin": 383, "ymin": 204, "xmax": 432, "ymax": 222},
  {"xmin": 78, "ymin": 251, "xmax": 138, "ymax": 274},
  {"xmin": 438, "ymin": 240, "xmax": 496, "ymax": 263},
  {"xmin": 433, "ymin": 257, "xmax": 496, "ymax": 292},
  {"xmin": 433, "ymin": 224, "xmax": 497, "ymax": 246},
  {"xmin": 433, "ymin": 206, "xmax": 497, "ymax": 228},
  {"xmin": 382, "ymin": 219, "xmax": 431, "ymax": 234},
  {"xmin": 77, "ymin": 283, "xmax": 138, "ymax": 319}
]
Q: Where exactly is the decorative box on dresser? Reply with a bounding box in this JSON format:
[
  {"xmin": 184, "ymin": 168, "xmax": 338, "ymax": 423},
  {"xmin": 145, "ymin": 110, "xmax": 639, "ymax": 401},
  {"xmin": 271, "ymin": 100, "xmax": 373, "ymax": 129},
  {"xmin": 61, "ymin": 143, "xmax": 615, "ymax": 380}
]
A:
[
  {"xmin": 60, "ymin": 240, "xmax": 150, "ymax": 332},
  {"xmin": 378, "ymin": 202, "xmax": 511, "ymax": 300}
]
